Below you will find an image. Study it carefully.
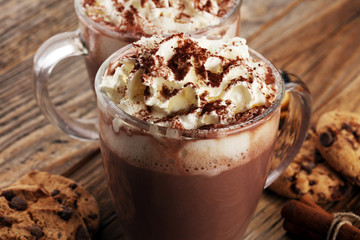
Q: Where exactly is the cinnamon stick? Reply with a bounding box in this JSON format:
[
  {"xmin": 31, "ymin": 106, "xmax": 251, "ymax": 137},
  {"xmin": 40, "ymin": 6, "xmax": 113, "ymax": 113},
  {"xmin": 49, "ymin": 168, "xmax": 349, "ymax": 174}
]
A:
[
  {"xmin": 281, "ymin": 199, "xmax": 360, "ymax": 240},
  {"xmin": 299, "ymin": 195, "xmax": 328, "ymax": 213},
  {"xmin": 283, "ymin": 220, "xmax": 323, "ymax": 239}
]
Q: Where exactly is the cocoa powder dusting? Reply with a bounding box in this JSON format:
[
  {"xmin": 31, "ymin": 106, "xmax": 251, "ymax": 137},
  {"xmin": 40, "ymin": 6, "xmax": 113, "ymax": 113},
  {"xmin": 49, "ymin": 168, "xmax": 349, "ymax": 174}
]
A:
[
  {"xmin": 207, "ymin": 72, "xmax": 222, "ymax": 87},
  {"xmin": 200, "ymin": 100, "xmax": 227, "ymax": 116},
  {"xmin": 235, "ymin": 106, "xmax": 266, "ymax": 122},
  {"xmin": 151, "ymin": 0, "xmax": 163, "ymax": 8},
  {"xmin": 167, "ymin": 34, "xmax": 209, "ymax": 81},
  {"xmin": 195, "ymin": 0, "xmax": 213, "ymax": 13},
  {"xmin": 83, "ymin": 0, "xmax": 96, "ymax": 6},
  {"xmin": 265, "ymin": 66, "xmax": 275, "ymax": 85},
  {"xmin": 161, "ymin": 85, "xmax": 179, "ymax": 99}
]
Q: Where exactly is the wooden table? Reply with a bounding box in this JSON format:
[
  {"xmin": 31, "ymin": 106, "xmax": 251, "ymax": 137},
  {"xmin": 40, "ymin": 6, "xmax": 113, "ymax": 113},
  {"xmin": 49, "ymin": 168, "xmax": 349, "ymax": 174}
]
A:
[{"xmin": 1, "ymin": 0, "xmax": 360, "ymax": 239}]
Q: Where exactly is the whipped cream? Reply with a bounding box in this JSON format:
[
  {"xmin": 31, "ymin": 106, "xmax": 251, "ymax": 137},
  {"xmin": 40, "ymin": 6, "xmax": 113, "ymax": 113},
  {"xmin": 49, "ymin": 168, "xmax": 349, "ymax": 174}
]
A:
[
  {"xmin": 83, "ymin": 0, "xmax": 235, "ymax": 35},
  {"xmin": 99, "ymin": 34, "xmax": 277, "ymax": 130}
]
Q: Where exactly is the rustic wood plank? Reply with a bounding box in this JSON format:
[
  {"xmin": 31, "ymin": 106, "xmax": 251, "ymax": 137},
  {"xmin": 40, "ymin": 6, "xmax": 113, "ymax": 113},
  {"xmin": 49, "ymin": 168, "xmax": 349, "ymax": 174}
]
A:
[
  {"xmin": 1, "ymin": 0, "xmax": 360, "ymax": 239},
  {"xmin": 240, "ymin": 0, "xmax": 297, "ymax": 38},
  {"xmin": 247, "ymin": 0, "xmax": 360, "ymax": 112}
]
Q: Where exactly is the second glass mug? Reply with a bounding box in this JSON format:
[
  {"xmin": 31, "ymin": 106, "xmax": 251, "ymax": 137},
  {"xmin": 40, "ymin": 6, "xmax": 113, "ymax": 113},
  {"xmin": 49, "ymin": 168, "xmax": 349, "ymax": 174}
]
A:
[
  {"xmin": 33, "ymin": 0, "xmax": 243, "ymax": 89},
  {"xmin": 33, "ymin": 38, "xmax": 312, "ymax": 239}
]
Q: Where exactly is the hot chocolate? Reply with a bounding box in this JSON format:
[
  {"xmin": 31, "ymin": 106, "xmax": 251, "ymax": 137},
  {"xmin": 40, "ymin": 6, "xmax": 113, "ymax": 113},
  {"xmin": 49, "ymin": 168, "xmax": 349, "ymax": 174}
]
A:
[
  {"xmin": 76, "ymin": 0, "xmax": 242, "ymax": 85},
  {"xmin": 97, "ymin": 34, "xmax": 281, "ymax": 240}
]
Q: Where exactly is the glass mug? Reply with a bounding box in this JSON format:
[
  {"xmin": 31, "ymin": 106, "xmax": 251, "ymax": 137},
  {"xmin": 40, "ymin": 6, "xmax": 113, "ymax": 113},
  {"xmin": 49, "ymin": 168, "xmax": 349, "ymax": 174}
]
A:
[
  {"xmin": 33, "ymin": 42, "xmax": 312, "ymax": 239},
  {"xmin": 33, "ymin": 0, "xmax": 243, "ymax": 89}
]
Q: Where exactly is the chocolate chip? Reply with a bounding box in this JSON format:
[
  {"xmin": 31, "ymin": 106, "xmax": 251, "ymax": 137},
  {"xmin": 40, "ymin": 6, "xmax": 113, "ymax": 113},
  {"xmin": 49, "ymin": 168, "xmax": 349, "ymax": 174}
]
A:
[
  {"xmin": 51, "ymin": 189, "xmax": 60, "ymax": 197},
  {"xmin": 353, "ymin": 131, "xmax": 360, "ymax": 142},
  {"xmin": 57, "ymin": 232, "xmax": 62, "ymax": 238},
  {"xmin": 69, "ymin": 183, "xmax": 78, "ymax": 190},
  {"xmin": 0, "ymin": 217, "xmax": 13, "ymax": 227},
  {"xmin": 288, "ymin": 175, "xmax": 296, "ymax": 182},
  {"xmin": 1, "ymin": 190, "xmax": 15, "ymax": 201},
  {"xmin": 290, "ymin": 183, "xmax": 300, "ymax": 194},
  {"xmin": 56, "ymin": 197, "xmax": 64, "ymax": 204},
  {"xmin": 30, "ymin": 224, "xmax": 43, "ymax": 239},
  {"xmin": 342, "ymin": 123, "xmax": 353, "ymax": 131},
  {"xmin": 88, "ymin": 213, "xmax": 98, "ymax": 220},
  {"xmin": 301, "ymin": 162, "xmax": 315, "ymax": 174},
  {"xmin": 75, "ymin": 191, "xmax": 81, "ymax": 197},
  {"xmin": 314, "ymin": 150, "xmax": 324, "ymax": 163},
  {"xmin": 309, "ymin": 180, "xmax": 316, "ymax": 186},
  {"xmin": 319, "ymin": 131, "xmax": 334, "ymax": 147},
  {"xmin": 10, "ymin": 196, "xmax": 27, "ymax": 211},
  {"xmin": 75, "ymin": 226, "xmax": 91, "ymax": 240},
  {"xmin": 318, "ymin": 192, "xmax": 326, "ymax": 201},
  {"xmin": 57, "ymin": 206, "xmax": 73, "ymax": 221}
]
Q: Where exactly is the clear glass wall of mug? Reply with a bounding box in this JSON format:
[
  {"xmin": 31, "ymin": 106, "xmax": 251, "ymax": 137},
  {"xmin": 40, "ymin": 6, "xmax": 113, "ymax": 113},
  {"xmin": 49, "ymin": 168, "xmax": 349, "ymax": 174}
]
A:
[{"xmin": 33, "ymin": 0, "xmax": 243, "ymax": 90}]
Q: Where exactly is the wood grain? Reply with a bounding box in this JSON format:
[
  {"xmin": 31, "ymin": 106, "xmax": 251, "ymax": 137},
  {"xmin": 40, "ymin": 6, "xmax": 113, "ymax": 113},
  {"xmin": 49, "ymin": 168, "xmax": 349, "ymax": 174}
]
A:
[{"xmin": 1, "ymin": 0, "xmax": 360, "ymax": 239}]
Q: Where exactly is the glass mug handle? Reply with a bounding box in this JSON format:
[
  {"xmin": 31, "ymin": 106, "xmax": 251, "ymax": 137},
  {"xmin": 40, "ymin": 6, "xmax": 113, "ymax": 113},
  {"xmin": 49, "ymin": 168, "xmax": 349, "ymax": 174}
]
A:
[
  {"xmin": 264, "ymin": 72, "xmax": 312, "ymax": 188},
  {"xmin": 33, "ymin": 30, "xmax": 99, "ymax": 141}
]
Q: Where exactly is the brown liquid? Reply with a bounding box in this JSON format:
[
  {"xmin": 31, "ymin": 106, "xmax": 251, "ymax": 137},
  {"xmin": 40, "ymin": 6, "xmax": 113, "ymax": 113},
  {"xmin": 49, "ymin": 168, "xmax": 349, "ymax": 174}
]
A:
[{"xmin": 100, "ymin": 135, "xmax": 274, "ymax": 240}]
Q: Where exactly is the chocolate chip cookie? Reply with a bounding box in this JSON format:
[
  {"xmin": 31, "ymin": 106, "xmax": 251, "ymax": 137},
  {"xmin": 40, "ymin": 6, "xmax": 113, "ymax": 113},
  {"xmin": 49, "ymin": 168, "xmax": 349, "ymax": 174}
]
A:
[
  {"xmin": 0, "ymin": 184, "xmax": 91, "ymax": 240},
  {"xmin": 269, "ymin": 128, "xmax": 350, "ymax": 204},
  {"xmin": 13, "ymin": 171, "xmax": 100, "ymax": 236},
  {"xmin": 316, "ymin": 110, "xmax": 360, "ymax": 186}
]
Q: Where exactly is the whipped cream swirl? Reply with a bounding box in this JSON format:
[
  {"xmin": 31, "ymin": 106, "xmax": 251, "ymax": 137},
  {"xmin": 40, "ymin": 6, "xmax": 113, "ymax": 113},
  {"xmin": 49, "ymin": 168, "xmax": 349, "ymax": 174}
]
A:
[{"xmin": 99, "ymin": 34, "xmax": 277, "ymax": 130}]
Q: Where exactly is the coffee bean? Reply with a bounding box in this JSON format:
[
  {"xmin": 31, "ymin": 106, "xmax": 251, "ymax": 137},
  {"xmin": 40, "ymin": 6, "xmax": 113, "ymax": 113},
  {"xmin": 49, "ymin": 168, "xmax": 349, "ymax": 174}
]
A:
[
  {"xmin": 0, "ymin": 217, "xmax": 13, "ymax": 227},
  {"xmin": 30, "ymin": 224, "xmax": 43, "ymax": 239},
  {"xmin": 1, "ymin": 190, "xmax": 15, "ymax": 201},
  {"xmin": 75, "ymin": 226, "xmax": 91, "ymax": 240},
  {"xmin": 319, "ymin": 131, "xmax": 334, "ymax": 147},
  {"xmin": 51, "ymin": 189, "xmax": 60, "ymax": 197},
  {"xmin": 57, "ymin": 206, "xmax": 73, "ymax": 221},
  {"xmin": 9, "ymin": 196, "xmax": 27, "ymax": 211}
]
